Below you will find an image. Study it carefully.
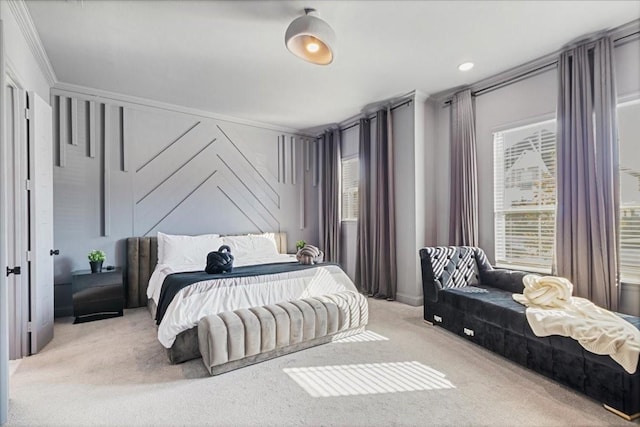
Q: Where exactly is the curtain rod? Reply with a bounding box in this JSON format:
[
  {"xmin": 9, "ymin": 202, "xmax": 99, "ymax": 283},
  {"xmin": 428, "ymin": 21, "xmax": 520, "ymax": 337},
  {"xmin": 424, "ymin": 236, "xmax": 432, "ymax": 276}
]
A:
[
  {"xmin": 443, "ymin": 29, "xmax": 639, "ymax": 105},
  {"xmin": 339, "ymin": 98, "xmax": 413, "ymax": 133}
]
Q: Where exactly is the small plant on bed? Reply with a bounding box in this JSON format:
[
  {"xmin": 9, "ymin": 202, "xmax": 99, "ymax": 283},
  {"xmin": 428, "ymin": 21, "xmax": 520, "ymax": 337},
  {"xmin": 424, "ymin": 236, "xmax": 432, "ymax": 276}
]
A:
[
  {"xmin": 88, "ymin": 249, "xmax": 106, "ymax": 273},
  {"xmin": 296, "ymin": 240, "xmax": 306, "ymax": 251}
]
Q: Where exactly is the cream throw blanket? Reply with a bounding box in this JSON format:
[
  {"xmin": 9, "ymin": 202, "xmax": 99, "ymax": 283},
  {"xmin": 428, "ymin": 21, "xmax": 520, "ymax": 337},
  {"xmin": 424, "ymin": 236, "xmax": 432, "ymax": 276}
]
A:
[{"xmin": 513, "ymin": 274, "xmax": 640, "ymax": 374}]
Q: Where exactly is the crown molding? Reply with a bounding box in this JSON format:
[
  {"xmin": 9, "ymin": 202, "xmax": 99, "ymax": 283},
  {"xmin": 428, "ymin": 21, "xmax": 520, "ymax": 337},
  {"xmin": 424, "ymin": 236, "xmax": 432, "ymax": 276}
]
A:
[
  {"xmin": 6, "ymin": 0, "xmax": 57, "ymax": 86},
  {"xmin": 315, "ymin": 89, "xmax": 425, "ymax": 136},
  {"xmin": 412, "ymin": 89, "xmax": 429, "ymax": 104},
  {"xmin": 5, "ymin": 57, "xmax": 24, "ymax": 89},
  {"xmin": 52, "ymin": 81, "xmax": 313, "ymax": 136}
]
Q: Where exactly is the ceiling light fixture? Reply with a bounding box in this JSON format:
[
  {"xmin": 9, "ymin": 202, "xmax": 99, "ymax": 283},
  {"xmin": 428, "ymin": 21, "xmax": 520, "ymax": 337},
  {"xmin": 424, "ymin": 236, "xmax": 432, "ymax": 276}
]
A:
[
  {"xmin": 458, "ymin": 62, "xmax": 474, "ymax": 71},
  {"xmin": 285, "ymin": 8, "xmax": 335, "ymax": 65}
]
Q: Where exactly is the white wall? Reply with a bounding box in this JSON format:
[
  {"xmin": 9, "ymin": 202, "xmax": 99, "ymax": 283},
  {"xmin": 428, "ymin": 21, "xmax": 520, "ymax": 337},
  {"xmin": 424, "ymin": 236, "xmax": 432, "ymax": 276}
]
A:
[
  {"xmin": 433, "ymin": 99, "xmax": 450, "ymax": 245},
  {"xmin": 393, "ymin": 102, "xmax": 419, "ymax": 304},
  {"xmin": 422, "ymin": 99, "xmax": 438, "ymax": 248},
  {"xmin": 615, "ymin": 38, "xmax": 640, "ymax": 98}
]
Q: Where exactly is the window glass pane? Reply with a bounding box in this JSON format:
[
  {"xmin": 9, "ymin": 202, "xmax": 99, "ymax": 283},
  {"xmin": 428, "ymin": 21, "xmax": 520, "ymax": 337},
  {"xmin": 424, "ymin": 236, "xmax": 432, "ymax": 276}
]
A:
[
  {"xmin": 341, "ymin": 158, "xmax": 359, "ymax": 220},
  {"xmin": 494, "ymin": 120, "xmax": 556, "ymax": 270},
  {"xmin": 618, "ymin": 100, "xmax": 640, "ymax": 283}
]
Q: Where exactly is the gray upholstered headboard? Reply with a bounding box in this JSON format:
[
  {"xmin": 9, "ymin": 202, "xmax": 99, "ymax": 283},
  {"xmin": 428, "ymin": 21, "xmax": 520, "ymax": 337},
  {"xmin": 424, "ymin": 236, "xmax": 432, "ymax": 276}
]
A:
[{"xmin": 125, "ymin": 233, "xmax": 288, "ymax": 309}]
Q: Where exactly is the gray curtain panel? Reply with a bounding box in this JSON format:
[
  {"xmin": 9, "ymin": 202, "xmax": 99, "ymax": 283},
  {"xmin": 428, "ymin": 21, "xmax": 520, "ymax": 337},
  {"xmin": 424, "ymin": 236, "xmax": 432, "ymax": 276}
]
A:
[
  {"xmin": 368, "ymin": 108, "xmax": 397, "ymax": 299},
  {"xmin": 449, "ymin": 89, "xmax": 479, "ymax": 246},
  {"xmin": 555, "ymin": 36, "xmax": 620, "ymax": 311},
  {"xmin": 355, "ymin": 118, "xmax": 372, "ymax": 294},
  {"xmin": 318, "ymin": 128, "xmax": 341, "ymax": 262}
]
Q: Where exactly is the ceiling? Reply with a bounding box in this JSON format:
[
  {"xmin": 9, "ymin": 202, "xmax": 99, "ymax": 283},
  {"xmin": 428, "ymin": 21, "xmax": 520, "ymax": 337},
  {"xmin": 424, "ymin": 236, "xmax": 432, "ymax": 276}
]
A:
[{"xmin": 26, "ymin": 0, "xmax": 640, "ymax": 131}]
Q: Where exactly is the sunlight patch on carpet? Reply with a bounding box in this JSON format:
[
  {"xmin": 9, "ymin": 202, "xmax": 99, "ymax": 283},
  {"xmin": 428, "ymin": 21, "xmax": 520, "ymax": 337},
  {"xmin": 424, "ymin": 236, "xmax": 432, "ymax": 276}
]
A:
[
  {"xmin": 284, "ymin": 361, "xmax": 455, "ymax": 397},
  {"xmin": 332, "ymin": 330, "xmax": 389, "ymax": 343}
]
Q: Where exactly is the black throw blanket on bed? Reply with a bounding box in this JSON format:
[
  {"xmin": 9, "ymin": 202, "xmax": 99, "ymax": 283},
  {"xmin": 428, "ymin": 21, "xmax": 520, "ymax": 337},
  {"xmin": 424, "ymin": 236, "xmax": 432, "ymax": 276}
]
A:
[{"xmin": 155, "ymin": 262, "xmax": 337, "ymax": 325}]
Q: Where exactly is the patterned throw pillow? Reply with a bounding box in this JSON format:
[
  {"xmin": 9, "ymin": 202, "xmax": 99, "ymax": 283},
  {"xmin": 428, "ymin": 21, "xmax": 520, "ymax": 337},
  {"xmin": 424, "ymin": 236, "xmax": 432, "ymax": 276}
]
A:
[{"xmin": 296, "ymin": 245, "xmax": 324, "ymax": 265}]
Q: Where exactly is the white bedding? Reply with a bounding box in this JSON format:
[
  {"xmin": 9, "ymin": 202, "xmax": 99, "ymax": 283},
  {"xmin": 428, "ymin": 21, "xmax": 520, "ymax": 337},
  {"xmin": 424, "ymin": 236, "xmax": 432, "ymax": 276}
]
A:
[
  {"xmin": 149, "ymin": 256, "xmax": 358, "ymax": 349},
  {"xmin": 147, "ymin": 254, "xmax": 297, "ymax": 303}
]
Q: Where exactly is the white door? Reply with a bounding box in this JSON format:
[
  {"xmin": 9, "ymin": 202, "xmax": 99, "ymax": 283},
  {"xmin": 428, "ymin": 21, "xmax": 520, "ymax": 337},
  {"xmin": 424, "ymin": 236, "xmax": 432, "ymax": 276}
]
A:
[
  {"xmin": 28, "ymin": 91, "xmax": 54, "ymax": 354},
  {"xmin": 6, "ymin": 82, "xmax": 29, "ymax": 359}
]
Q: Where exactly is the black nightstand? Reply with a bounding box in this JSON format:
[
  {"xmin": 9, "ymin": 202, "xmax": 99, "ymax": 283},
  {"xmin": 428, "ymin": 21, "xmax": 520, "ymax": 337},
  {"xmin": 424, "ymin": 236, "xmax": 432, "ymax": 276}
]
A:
[{"xmin": 71, "ymin": 268, "xmax": 124, "ymax": 324}]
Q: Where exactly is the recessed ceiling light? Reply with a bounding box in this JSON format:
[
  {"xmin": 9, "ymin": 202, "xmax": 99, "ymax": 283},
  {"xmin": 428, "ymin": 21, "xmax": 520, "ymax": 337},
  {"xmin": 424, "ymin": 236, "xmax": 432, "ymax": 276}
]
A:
[{"xmin": 458, "ymin": 62, "xmax": 474, "ymax": 71}]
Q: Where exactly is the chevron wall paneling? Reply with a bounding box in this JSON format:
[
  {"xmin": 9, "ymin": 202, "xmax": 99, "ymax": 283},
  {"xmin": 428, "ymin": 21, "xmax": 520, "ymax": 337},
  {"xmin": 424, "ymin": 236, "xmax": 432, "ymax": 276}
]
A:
[{"xmin": 52, "ymin": 93, "xmax": 319, "ymax": 284}]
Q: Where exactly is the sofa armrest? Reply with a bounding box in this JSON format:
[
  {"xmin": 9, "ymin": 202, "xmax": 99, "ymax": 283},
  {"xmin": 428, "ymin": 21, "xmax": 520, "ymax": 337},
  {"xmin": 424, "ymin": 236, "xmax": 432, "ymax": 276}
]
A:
[
  {"xmin": 420, "ymin": 249, "xmax": 443, "ymax": 302},
  {"xmin": 424, "ymin": 278, "xmax": 444, "ymax": 303},
  {"xmin": 481, "ymin": 269, "xmax": 526, "ymax": 294}
]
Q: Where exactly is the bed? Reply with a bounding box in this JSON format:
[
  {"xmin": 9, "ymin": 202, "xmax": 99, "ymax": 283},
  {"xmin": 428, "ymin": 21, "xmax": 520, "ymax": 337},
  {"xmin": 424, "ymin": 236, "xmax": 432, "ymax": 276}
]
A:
[{"xmin": 125, "ymin": 232, "xmax": 365, "ymax": 365}]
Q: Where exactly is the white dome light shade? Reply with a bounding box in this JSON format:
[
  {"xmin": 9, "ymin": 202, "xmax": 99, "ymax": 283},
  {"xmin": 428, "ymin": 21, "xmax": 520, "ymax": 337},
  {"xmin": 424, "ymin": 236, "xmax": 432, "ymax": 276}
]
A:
[
  {"xmin": 458, "ymin": 62, "xmax": 475, "ymax": 71},
  {"xmin": 285, "ymin": 8, "xmax": 335, "ymax": 65}
]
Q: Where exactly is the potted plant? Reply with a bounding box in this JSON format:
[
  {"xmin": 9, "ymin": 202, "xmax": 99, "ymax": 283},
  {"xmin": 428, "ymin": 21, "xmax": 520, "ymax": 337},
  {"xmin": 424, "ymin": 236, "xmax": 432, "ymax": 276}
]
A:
[
  {"xmin": 296, "ymin": 240, "xmax": 306, "ymax": 251},
  {"xmin": 88, "ymin": 250, "xmax": 106, "ymax": 273}
]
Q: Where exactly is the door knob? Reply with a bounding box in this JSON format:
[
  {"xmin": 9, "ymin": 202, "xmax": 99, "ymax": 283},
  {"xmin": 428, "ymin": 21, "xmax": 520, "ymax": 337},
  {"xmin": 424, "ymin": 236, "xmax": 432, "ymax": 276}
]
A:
[{"xmin": 50, "ymin": 249, "xmax": 60, "ymax": 256}]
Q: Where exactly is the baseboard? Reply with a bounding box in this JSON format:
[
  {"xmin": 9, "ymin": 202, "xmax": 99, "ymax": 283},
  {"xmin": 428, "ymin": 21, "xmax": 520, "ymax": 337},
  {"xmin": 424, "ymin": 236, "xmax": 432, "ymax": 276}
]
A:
[{"xmin": 395, "ymin": 293, "xmax": 424, "ymax": 307}]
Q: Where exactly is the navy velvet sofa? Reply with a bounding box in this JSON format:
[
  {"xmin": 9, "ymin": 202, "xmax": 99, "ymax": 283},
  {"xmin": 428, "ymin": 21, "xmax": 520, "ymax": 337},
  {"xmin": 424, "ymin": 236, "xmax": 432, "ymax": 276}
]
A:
[{"xmin": 419, "ymin": 246, "xmax": 640, "ymax": 420}]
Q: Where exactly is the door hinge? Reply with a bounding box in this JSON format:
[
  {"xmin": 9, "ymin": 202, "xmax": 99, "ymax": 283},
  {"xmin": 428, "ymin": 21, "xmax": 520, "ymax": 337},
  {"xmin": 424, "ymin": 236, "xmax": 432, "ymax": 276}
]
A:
[
  {"xmin": 25, "ymin": 179, "xmax": 31, "ymax": 191},
  {"xmin": 26, "ymin": 251, "xmax": 32, "ymax": 262},
  {"xmin": 27, "ymin": 322, "xmax": 32, "ymax": 333},
  {"xmin": 24, "ymin": 108, "xmax": 31, "ymax": 120},
  {"xmin": 6, "ymin": 266, "xmax": 21, "ymax": 276}
]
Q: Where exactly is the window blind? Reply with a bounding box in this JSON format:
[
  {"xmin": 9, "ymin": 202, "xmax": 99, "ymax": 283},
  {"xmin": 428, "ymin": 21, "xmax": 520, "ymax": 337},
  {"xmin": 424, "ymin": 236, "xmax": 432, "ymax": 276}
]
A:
[
  {"xmin": 494, "ymin": 120, "xmax": 556, "ymax": 271},
  {"xmin": 341, "ymin": 157, "xmax": 359, "ymax": 221},
  {"xmin": 618, "ymin": 100, "xmax": 640, "ymax": 283}
]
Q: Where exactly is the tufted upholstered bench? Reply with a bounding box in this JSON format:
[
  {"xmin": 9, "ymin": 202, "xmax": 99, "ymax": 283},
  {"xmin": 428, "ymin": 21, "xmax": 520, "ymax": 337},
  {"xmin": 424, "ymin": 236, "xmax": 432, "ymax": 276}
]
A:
[
  {"xmin": 198, "ymin": 291, "xmax": 368, "ymax": 375},
  {"xmin": 420, "ymin": 246, "xmax": 640, "ymax": 420}
]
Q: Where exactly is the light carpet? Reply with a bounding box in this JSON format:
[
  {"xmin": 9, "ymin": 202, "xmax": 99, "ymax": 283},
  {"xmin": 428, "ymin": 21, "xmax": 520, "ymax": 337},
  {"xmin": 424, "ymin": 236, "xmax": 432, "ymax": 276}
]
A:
[{"xmin": 7, "ymin": 299, "xmax": 635, "ymax": 426}]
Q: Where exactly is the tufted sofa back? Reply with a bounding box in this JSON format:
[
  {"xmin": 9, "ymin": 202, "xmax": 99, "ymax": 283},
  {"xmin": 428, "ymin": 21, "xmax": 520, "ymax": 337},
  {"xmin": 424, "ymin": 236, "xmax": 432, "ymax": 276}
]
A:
[{"xmin": 419, "ymin": 246, "xmax": 493, "ymax": 302}]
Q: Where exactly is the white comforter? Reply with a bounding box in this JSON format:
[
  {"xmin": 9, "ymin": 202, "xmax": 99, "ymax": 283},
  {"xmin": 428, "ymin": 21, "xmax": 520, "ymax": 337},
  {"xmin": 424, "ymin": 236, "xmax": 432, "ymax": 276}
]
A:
[
  {"xmin": 147, "ymin": 254, "xmax": 298, "ymax": 302},
  {"xmin": 149, "ymin": 258, "xmax": 358, "ymax": 348},
  {"xmin": 514, "ymin": 274, "xmax": 640, "ymax": 374}
]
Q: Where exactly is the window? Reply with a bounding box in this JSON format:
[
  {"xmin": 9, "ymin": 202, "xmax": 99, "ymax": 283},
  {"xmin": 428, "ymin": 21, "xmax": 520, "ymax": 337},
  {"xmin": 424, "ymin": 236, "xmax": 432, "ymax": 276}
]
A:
[
  {"xmin": 494, "ymin": 120, "xmax": 556, "ymax": 271},
  {"xmin": 341, "ymin": 157, "xmax": 359, "ymax": 221},
  {"xmin": 618, "ymin": 99, "xmax": 640, "ymax": 283},
  {"xmin": 494, "ymin": 105, "xmax": 639, "ymax": 281}
]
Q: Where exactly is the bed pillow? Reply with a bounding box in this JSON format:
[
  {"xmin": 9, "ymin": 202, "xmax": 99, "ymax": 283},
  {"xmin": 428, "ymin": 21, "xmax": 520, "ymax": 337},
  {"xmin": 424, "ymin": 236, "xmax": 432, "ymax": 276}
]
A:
[
  {"xmin": 157, "ymin": 232, "xmax": 222, "ymax": 267},
  {"xmin": 250, "ymin": 232, "xmax": 280, "ymax": 257},
  {"xmin": 222, "ymin": 233, "xmax": 279, "ymax": 260}
]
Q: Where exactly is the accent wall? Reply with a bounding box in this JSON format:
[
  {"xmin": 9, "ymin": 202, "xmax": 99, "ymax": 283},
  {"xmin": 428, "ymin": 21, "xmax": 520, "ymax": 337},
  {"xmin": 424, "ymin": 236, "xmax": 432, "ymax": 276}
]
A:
[{"xmin": 52, "ymin": 90, "xmax": 319, "ymax": 293}]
